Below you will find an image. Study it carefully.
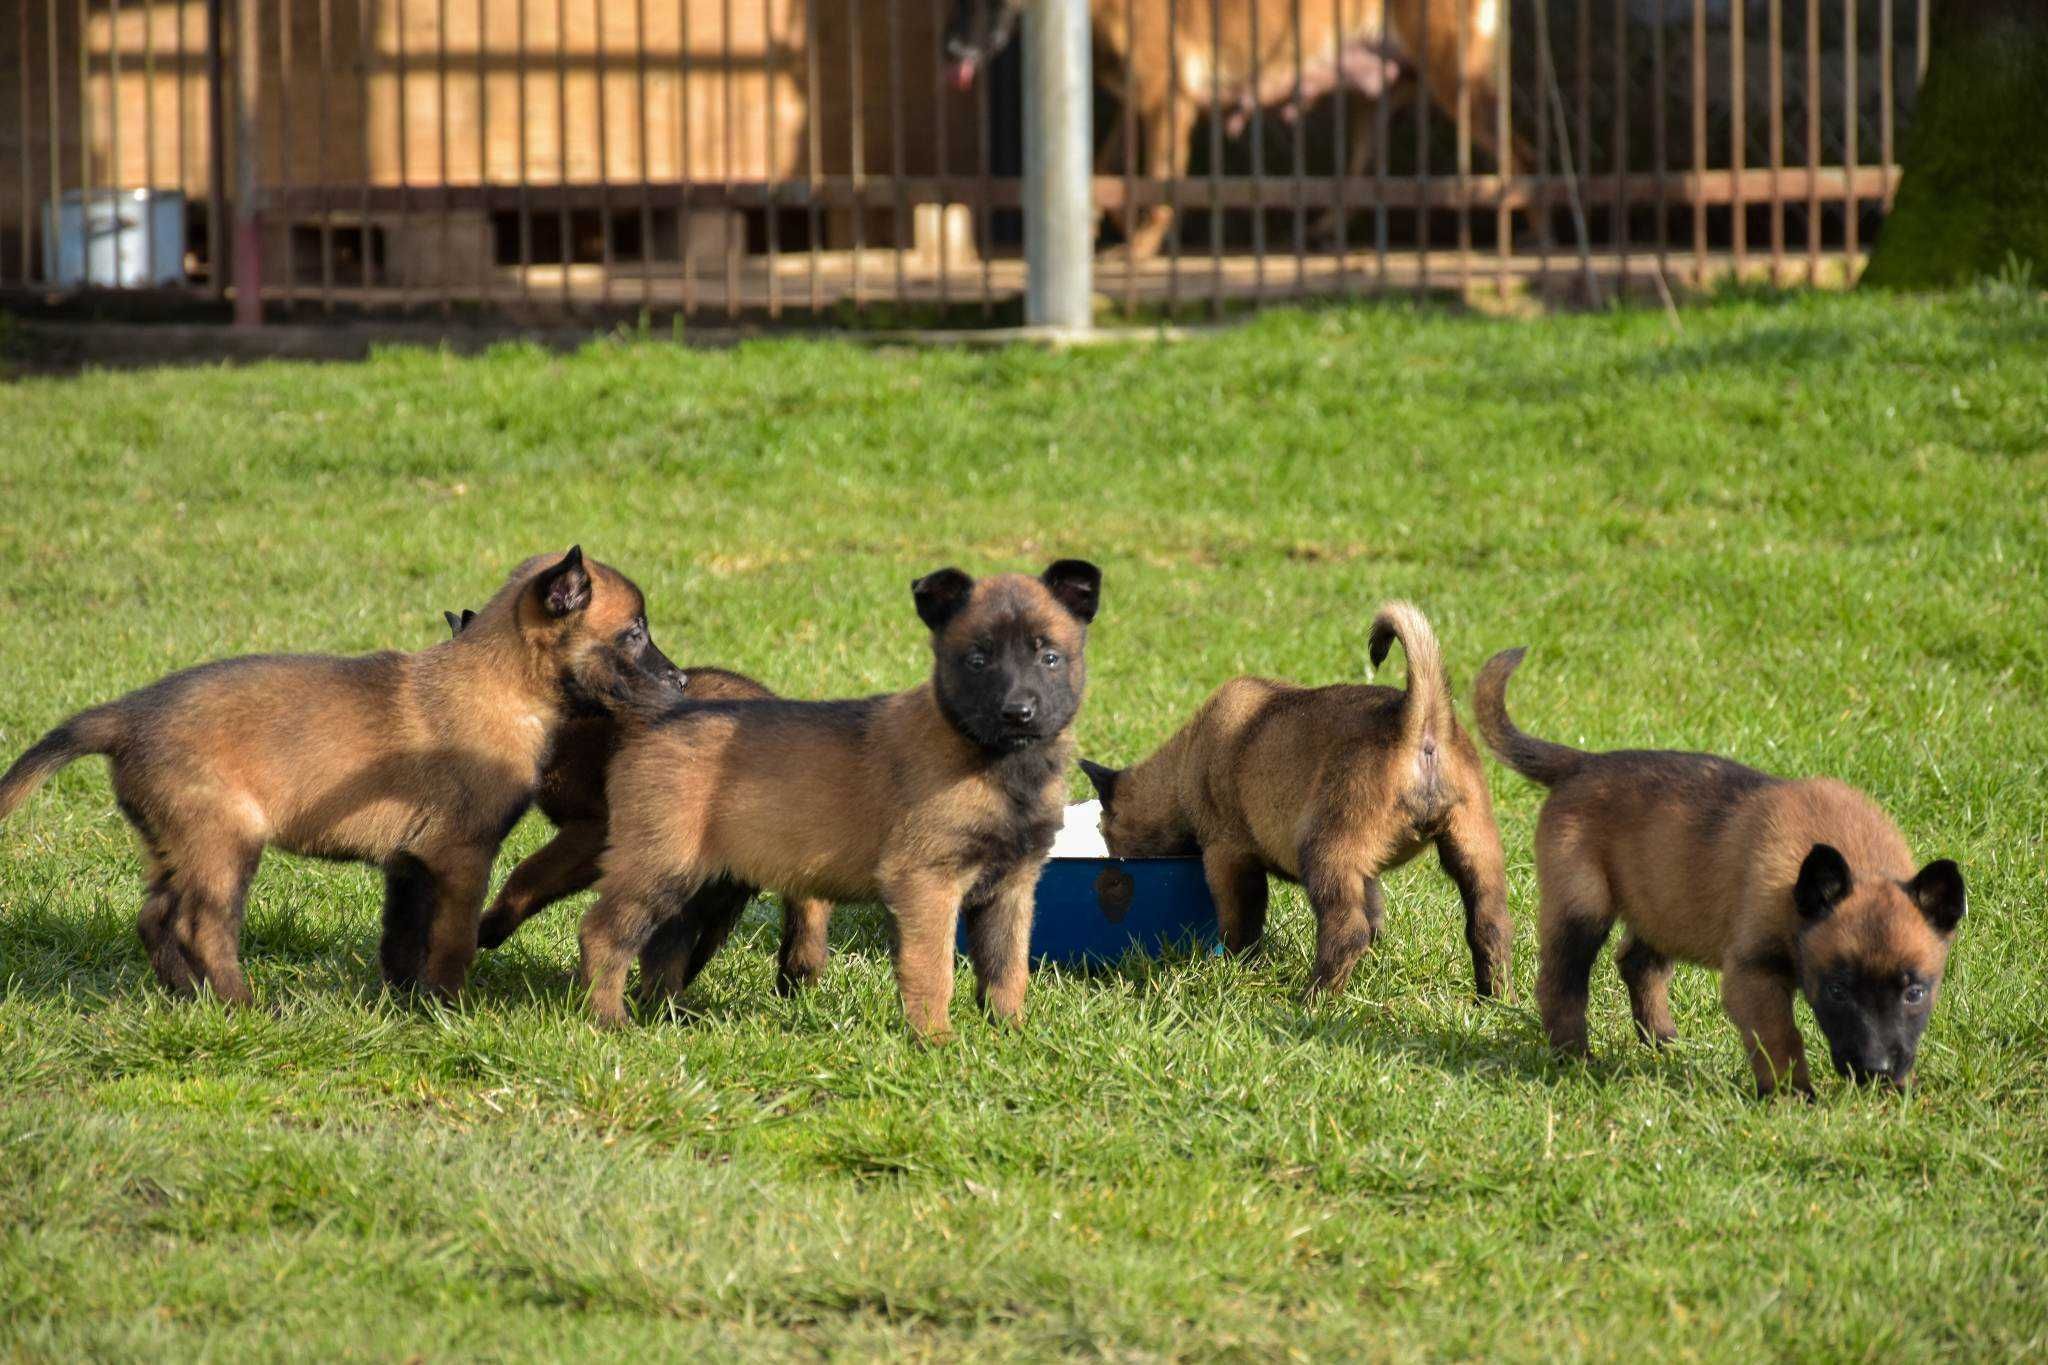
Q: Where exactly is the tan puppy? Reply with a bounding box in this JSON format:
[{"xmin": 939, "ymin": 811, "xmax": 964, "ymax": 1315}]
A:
[
  {"xmin": 578, "ymin": 560, "xmax": 1101, "ymax": 1037},
  {"xmin": 1080, "ymin": 602, "xmax": 1510, "ymax": 999},
  {"xmin": 442, "ymin": 610, "xmax": 836, "ymax": 996},
  {"xmin": 0, "ymin": 548, "xmax": 670, "ymax": 1003},
  {"xmin": 1475, "ymin": 647, "xmax": 1968, "ymax": 1095}
]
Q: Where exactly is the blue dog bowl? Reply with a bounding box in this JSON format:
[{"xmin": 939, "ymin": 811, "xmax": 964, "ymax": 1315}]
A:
[{"xmin": 956, "ymin": 856, "xmax": 1219, "ymax": 967}]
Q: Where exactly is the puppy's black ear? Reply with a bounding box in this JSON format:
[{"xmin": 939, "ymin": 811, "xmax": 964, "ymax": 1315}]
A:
[
  {"xmin": 444, "ymin": 610, "xmax": 466, "ymax": 638},
  {"xmin": 1794, "ymin": 843, "xmax": 1853, "ymax": 923},
  {"xmin": 536, "ymin": 546, "xmax": 592, "ymax": 618},
  {"xmin": 460, "ymin": 609, "xmax": 476, "ymax": 629},
  {"xmin": 1041, "ymin": 559, "xmax": 1102, "ymax": 624},
  {"xmin": 1907, "ymin": 859, "xmax": 1967, "ymax": 934},
  {"xmin": 913, "ymin": 567, "xmax": 975, "ymax": 631},
  {"xmin": 1078, "ymin": 758, "xmax": 1120, "ymax": 806}
]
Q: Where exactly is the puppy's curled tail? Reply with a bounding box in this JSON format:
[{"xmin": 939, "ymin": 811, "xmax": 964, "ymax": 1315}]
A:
[
  {"xmin": 0, "ymin": 705, "xmax": 125, "ymax": 824},
  {"xmin": 1368, "ymin": 601, "xmax": 1450, "ymax": 757},
  {"xmin": 1472, "ymin": 648, "xmax": 1583, "ymax": 787}
]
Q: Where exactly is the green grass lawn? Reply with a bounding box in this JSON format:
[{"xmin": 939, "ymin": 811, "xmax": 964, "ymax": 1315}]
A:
[{"xmin": 1, "ymin": 291, "xmax": 2045, "ymax": 1361}]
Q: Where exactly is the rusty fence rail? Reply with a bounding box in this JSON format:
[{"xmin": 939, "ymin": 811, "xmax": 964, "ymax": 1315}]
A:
[{"xmin": 0, "ymin": 0, "xmax": 1929, "ymax": 326}]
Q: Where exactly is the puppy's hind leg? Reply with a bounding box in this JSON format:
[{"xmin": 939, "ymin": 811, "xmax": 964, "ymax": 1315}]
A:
[
  {"xmin": 380, "ymin": 854, "xmax": 436, "ymax": 990},
  {"xmin": 1534, "ymin": 860, "xmax": 1615, "ymax": 1058},
  {"xmin": 168, "ymin": 843, "xmax": 263, "ymax": 1007},
  {"xmin": 580, "ymin": 872, "xmax": 696, "ymax": 1027},
  {"xmin": 1616, "ymin": 930, "xmax": 1678, "ymax": 1047},
  {"xmin": 636, "ymin": 878, "xmax": 753, "ymax": 1014},
  {"xmin": 477, "ymin": 819, "xmax": 607, "ymax": 950},
  {"xmin": 136, "ymin": 866, "xmax": 201, "ymax": 998},
  {"xmin": 775, "ymin": 896, "xmax": 834, "ymax": 996},
  {"xmin": 1437, "ymin": 794, "xmax": 1515, "ymax": 1001}
]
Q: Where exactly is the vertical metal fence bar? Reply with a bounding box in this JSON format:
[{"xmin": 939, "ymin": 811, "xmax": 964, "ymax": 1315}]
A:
[
  {"xmin": 517, "ymin": 0, "xmax": 533, "ymax": 308},
  {"xmin": 638, "ymin": 0, "xmax": 655, "ymax": 312},
  {"xmin": 179, "ymin": 0, "xmax": 191, "ymax": 285},
  {"xmin": 1374, "ymin": 0, "xmax": 1388, "ymax": 289},
  {"xmin": 1574, "ymin": 0, "xmax": 1588, "ymax": 284},
  {"xmin": 1455, "ymin": 0, "xmax": 1470, "ymax": 296},
  {"xmin": 760, "ymin": 0, "xmax": 779, "ymax": 316},
  {"xmin": 1804, "ymin": 0, "xmax": 1817, "ymax": 285},
  {"xmin": 1768, "ymin": 0, "xmax": 1781, "ymax": 279},
  {"xmin": 1248, "ymin": 0, "xmax": 1265, "ymax": 304},
  {"xmin": 1122, "ymin": 0, "xmax": 1136, "ymax": 314},
  {"xmin": 847, "ymin": 0, "xmax": 861, "ymax": 316},
  {"xmin": 1610, "ymin": 0, "xmax": 1625, "ymax": 292},
  {"xmin": 1690, "ymin": 0, "xmax": 1705, "ymax": 282},
  {"xmin": 1416, "ymin": 0, "xmax": 1431, "ymax": 298},
  {"xmin": 319, "ymin": 0, "xmax": 335, "ymax": 309},
  {"xmin": 111, "ymin": 0, "xmax": 123, "ymax": 289},
  {"xmin": 47, "ymin": 0, "xmax": 61, "ymax": 285},
  {"xmin": 596, "ymin": 0, "xmax": 613, "ymax": 311},
  {"xmin": 281, "ymin": 0, "xmax": 297, "ymax": 306},
  {"xmin": 78, "ymin": 0, "xmax": 92, "ymax": 289},
  {"xmin": 974, "ymin": 25, "xmax": 991, "ymax": 316},
  {"xmin": 1289, "ymin": 0, "xmax": 1304, "ymax": 296},
  {"xmin": 1166, "ymin": 0, "xmax": 1180, "ymax": 314},
  {"xmin": 888, "ymin": 0, "xmax": 905, "ymax": 308},
  {"xmin": 556, "ymin": 0, "xmax": 570, "ymax": 308},
  {"xmin": 359, "ymin": 0, "xmax": 373, "ymax": 294},
  {"xmin": 15, "ymin": 1, "xmax": 30, "ymax": 284},
  {"xmin": 806, "ymin": 0, "xmax": 822, "ymax": 314},
  {"xmin": 1496, "ymin": 0, "xmax": 1512, "ymax": 301},
  {"xmin": 209, "ymin": 0, "xmax": 228, "ymax": 296},
  {"xmin": 678, "ymin": 0, "xmax": 693, "ymax": 315},
  {"xmin": 1729, "ymin": 0, "xmax": 1744, "ymax": 274},
  {"xmin": 476, "ymin": 0, "xmax": 490, "ymax": 307},
  {"xmin": 1532, "ymin": 0, "xmax": 1547, "ymax": 289},
  {"xmin": 1879, "ymin": 0, "xmax": 1893, "ymax": 209},
  {"xmin": 1329, "ymin": 0, "xmax": 1348, "ymax": 295},
  {"xmin": 1842, "ymin": 0, "xmax": 1856, "ymax": 272},
  {"xmin": 1023, "ymin": 0, "xmax": 1092, "ymax": 328},
  {"xmin": 395, "ymin": 0, "xmax": 411, "ymax": 310},
  {"xmin": 1208, "ymin": 0, "xmax": 1222, "ymax": 317},
  {"xmin": 1914, "ymin": 0, "xmax": 1926, "ymax": 82},
  {"xmin": 930, "ymin": 0, "xmax": 950, "ymax": 311},
  {"xmin": 146, "ymin": 0, "xmax": 161, "ymax": 292},
  {"xmin": 1652, "ymin": 0, "xmax": 1667, "ymax": 279},
  {"xmin": 432, "ymin": 0, "xmax": 450, "ymax": 311},
  {"xmin": 233, "ymin": 0, "xmax": 261, "ymax": 321}
]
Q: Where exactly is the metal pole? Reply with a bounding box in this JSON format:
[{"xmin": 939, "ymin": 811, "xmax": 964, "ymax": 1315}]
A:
[
  {"xmin": 1023, "ymin": 0, "xmax": 1090, "ymax": 331},
  {"xmin": 233, "ymin": 0, "xmax": 262, "ymax": 324}
]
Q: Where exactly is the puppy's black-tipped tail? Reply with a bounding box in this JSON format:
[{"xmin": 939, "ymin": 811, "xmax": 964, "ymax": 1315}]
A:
[
  {"xmin": 0, "ymin": 705, "xmax": 124, "ymax": 824},
  {"xmin": 1368, "ymin": 601, "xmax": 1449, "ymax": 758},
  {"xmin": 1473, "ymin": 648, "xmax": 1584, "ymax": 787}
]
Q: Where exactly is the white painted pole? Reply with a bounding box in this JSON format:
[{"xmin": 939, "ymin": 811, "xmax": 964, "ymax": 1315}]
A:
[{"xmin": 1023, "ymin": 0, "xmax": 1093, "ymax": 330}]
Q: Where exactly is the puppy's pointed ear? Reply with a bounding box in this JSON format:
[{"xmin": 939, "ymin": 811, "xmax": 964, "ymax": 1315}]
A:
[
  {"xmin": 913, "ymin": 567, "xmax": 975, "ymax": 631},
  {"xmin": 1907, "ymin": 859, "xmax": 1967, "ymax": 935},
  {"xmin": 460, "ymin": 609, "xmax": 476, "ymax": 629},
  {"xmin": 444, "ymin": 610, "xmax": 466, "ymax": 638},
  {"xmin": 1078, "ymin": 758, "xmax": 1120, "ymax": 806},
  {"xmin": 536, "ymin": 546, "xmax": 592, "ymax": 618},
  {"xmin": 1794, "ymin": 843, "xmax": 1853, "ymax": 923},
  {"xmin": 1041, "ymin": 559, "xmax": 1102, "ymax": 624}
]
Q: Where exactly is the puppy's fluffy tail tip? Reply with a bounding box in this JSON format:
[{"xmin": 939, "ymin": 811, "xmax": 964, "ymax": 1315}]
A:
[
  {"xmin": 0, "ymin": 707, "xmax": 120, "ymax": 825},
  {"xmin": 1473, "ymin": 647, "xmax": 1581, "ymax": 787},
  {"xmin": 1368, "ymin": 601, "xmax": 1448, "ymax": 748}
]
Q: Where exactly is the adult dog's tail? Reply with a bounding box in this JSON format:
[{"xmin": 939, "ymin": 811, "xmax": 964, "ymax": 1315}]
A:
[
  {"xmin": 1472, "ymin": 648, "xmax": 1585, "ymax": 787},
  {"xmin": 0, "ymin": 705, "xmax": 125, "ymax": 824},
  {"xmin": 1369, "ymin": 602, "xmax": 1450, "ymax": 757}
]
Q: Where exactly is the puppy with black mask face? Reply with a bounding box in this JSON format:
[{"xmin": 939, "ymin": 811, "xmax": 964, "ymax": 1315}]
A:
[
  {"xmin": 1475, "ymin": 647, "xmax": 1968, "ymax": 1096},
  {"xmin": 577, "ymin": 560, "xmax": 1101, "ymax": 1038}
]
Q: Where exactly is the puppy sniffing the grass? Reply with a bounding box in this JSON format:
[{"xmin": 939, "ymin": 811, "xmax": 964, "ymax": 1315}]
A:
[
  {"xmin": 577, "ymin": 560, "xmax": 1101, "ymax": 1037},
  {"xmin": 439, "ymin": 608, "xmax": 837, "ymax": 996},
  {"xmin": 0, "ymin": 548, "xmax": 673, "ymax": 1004},
  {"xmin": 1079, "ymin": 603, "xmax": 1512, "ymax": 1000},
  {"xmin": 1475, "ymin": 647, "xmax": 1967, "ymax": 1096}
]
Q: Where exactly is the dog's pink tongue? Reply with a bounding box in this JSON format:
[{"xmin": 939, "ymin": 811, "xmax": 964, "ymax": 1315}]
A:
[{"xmin": 949, "ymin": 58, "xmax": 978, "ymax": 92}]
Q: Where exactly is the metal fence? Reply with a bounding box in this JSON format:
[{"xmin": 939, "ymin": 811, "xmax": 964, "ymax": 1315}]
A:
[{"xmin": 0, "ymin": 0, "xmax": 1928, "ymax": 326}]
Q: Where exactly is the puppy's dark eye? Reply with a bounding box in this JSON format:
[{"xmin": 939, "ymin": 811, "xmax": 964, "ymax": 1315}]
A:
[
  {"xmin": 1041, "ymin": 650, "xmax": 1062, "ymax": 669},
  {"xmin": 1825, "ymin": 981, "xmax": 1851, "ymax": 1004},
  {"xmin": 1902, "ymin": 983, "xmax": 1928, "ymax": 1007}
]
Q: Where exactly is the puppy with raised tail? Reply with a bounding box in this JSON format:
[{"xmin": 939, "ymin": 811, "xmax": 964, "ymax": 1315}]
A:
[
  {"xmin": 1080, "ymin": 602, "xmax": 1512, "ymax": 1000},
  {"xmin": 1475, "ymin": 647, "xmax": 1967, "ymax": 1095}
]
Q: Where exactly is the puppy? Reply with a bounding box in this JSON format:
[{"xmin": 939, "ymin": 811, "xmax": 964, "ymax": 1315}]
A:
[
  {"xmin": 1079, "ymin": 602, "xmax": 1510, "ymax": 1000},
  {"xmin": 0, "ymin": 548, "xmax": 670, "ymax": 1003},
  {"xmin": 577, "ymin": 560, "xmax": 1102, "ymax": 1037},
  {"xmin": 439, "ymin": 608, "xmax": 837, "ymax": 995},
  {"xmin": 1475, "ymin": 647, "xmax": 1968, "ymax": 1095}
]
